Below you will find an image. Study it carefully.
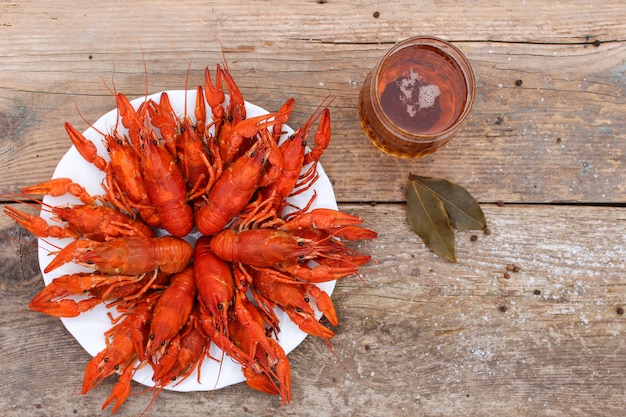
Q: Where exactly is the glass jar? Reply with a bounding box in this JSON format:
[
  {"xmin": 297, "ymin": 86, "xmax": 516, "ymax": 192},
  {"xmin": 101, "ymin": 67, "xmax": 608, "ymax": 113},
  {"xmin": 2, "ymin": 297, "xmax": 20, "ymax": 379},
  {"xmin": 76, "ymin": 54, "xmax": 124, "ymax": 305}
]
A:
[{"xmin": 359, "ymin": 36, "xmax": 476, "ymax": 158}]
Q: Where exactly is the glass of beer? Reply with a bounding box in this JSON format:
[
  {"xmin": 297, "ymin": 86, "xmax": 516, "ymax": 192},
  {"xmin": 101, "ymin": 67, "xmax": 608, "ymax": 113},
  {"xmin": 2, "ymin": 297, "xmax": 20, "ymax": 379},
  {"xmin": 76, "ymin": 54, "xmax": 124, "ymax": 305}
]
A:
[{"xmin": 358, "ymin": 36, "xmax": 476, "ymax": 158}]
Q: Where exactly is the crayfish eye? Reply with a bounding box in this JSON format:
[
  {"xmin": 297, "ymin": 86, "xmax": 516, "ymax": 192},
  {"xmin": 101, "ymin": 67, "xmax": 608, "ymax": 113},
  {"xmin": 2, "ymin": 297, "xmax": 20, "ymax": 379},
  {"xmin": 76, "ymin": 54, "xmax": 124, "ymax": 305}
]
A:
[
  {"xmin": 114, "ymin": 364, "xmax": 119, "ymax": 371},
  {"xmin": 152, "ymin": 139, "xmax": 158, "ymax": 145},
  {"xmin": 302, "ymin": 141, "xmax": 307, "ymax": 147},
  {"xmin": 149, "ymin": 334, "xmax": 155, "ymax": 340},
  {"xmin": 304, "ymin": 297, "xmax": 310, "ymax": 303},
  {"xmin": 295, "ymin": 307, "xmax": 302, "ymax": 313},
  {"xmin": 217, "ymin": 304, "xmax": 223, "ymax": 311},
  {"xmin": 297, "ymin": 241, "xmax": 305, "ymax": 246},
  {"xmin": 117, "ymin": 139, "xmax": 123, "ymax": 145},
  {"xmin": 103, "ymin": 357, "xmax": 109, "ymax": 363},
  {"xmin": 161, "ymin": 340, "xmax": 166, "ymax": 346},
  {"xmin": 227, "ymin": 115, "xmax": 233, "ymax": 123},
  {"xmin": 289, "ymin": 134, "xmax": 295, "ymax": 140}
]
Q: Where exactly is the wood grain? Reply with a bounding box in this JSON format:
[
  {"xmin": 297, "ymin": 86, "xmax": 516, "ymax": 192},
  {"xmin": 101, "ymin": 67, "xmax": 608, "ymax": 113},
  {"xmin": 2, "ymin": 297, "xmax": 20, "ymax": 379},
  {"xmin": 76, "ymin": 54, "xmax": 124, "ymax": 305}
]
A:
[{"xmin": 1, "ymin": 1, "xmax": 624, "ymax": 416}]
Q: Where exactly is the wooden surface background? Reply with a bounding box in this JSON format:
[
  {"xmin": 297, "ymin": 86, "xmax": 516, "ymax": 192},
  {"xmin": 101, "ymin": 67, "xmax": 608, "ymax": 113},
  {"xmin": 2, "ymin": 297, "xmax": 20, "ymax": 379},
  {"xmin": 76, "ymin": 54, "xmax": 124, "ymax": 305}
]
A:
[{"xmin": 1, "ymin": 1, "xmax": 624, "ymax": 416}]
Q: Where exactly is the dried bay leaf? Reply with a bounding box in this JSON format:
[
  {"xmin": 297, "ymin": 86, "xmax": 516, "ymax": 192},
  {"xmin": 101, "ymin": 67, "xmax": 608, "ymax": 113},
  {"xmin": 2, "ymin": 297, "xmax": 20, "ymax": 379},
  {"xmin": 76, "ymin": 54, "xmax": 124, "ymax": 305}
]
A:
[
  {"xmin": 407, "ymin": 177, "xmax": 457, "ymax": 262},
  {"xmin": 410, "ymin": 175, "xmax": 487, "ymax": 231},
  {"xmin": 407, "ymin": 174, "xmax": 488, "ymax": 262}
]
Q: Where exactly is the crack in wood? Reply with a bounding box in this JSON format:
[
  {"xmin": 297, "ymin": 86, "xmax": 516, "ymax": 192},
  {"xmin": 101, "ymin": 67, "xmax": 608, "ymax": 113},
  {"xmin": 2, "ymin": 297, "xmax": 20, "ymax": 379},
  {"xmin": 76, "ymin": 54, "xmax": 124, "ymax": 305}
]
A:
[{"xmin": 290, "ymin": 38, "xmax": 626, "ymax": 46}]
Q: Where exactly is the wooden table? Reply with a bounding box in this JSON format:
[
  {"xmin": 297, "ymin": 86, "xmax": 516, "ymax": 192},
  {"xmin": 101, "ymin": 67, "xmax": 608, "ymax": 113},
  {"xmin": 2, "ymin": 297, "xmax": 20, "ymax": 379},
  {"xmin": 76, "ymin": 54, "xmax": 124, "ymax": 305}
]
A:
[{"xmin": 1, "ymin": 1, "xmax": 624, "ymax": 416}]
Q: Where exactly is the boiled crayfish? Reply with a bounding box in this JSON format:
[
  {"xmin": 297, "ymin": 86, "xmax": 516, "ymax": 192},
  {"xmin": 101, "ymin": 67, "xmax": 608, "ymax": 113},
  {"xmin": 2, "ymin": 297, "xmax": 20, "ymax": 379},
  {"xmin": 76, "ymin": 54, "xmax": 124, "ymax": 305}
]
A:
[{"xmin": 3, "ymin": 54, "xmax": 377, "ymax": 413}]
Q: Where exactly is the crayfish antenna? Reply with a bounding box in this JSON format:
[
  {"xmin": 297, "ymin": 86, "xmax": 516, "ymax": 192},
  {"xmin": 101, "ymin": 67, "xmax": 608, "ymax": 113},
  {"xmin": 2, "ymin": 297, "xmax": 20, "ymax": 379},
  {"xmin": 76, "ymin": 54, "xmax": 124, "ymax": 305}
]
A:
[
  {"xmin": 314, "ymin": 324, "xmax": 348, "ymax": 372},
  {"xmin": 138, "ymin": 385, "xmax": 163, "ymax": 417},
  {"xmin": 35, "ymin": 235, "xmax": 66, "ymax": 255},
  {"xmin": 97, "ymin": 61, "xmax": 126, "ymax": 137},
  {"xmin": 140, "ymin": 40, "xmax": 151, "ymax": 132}
]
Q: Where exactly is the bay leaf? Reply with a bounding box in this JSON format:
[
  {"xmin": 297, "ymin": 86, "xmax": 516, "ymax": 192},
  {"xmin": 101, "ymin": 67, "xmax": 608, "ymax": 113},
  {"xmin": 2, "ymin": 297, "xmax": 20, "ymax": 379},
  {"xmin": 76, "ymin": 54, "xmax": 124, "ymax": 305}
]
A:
[
  {"xmin": 410, "ymin": 174, "xmax": 487, "ymax": 231},
  {"xmin": 407, "ymin": 177, "xmax": 457, "ymax": 262}
]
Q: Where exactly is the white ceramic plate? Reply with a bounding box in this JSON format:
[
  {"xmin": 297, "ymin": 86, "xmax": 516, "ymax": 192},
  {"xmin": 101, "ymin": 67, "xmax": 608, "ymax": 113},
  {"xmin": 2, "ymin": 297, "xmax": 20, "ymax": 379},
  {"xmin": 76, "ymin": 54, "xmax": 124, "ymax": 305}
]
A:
[{"xmin": 37, "ymin": 90, "xmax": 337, "ymax": 392}]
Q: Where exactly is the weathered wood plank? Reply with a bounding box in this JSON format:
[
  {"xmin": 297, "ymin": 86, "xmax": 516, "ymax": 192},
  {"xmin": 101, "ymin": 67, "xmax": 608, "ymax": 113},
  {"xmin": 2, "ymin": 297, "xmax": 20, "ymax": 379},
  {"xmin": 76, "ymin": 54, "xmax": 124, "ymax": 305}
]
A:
[
  {"xmin": 1, "ymin": 1, "xmax": 624, "ymax": 204},
  {"xmin": 1, "ymin": 203, "xmax": 624, "ymax": 416},
  {"xmin": 1, "ymin": 1, "xmax": 624, "ymax": 416}
]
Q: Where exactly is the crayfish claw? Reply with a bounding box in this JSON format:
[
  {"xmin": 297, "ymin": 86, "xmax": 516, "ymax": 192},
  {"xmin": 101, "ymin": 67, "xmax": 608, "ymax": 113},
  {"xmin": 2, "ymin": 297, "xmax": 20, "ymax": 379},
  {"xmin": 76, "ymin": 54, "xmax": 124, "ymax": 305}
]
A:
[
  {"xmin": 3, "ymin": 205, "xmax": 73, "ymax": 239},
  {"xmin": 278, "ymin": 208, "xmax": 366, "ymax": 232},
  {"xmin": 21, "ymin": 178, "xmax": 98, "ymax": 206},
  {"xmin": 64, "ymin": 122, "xmax": 108, "ymax": 172},
  {"xmin": 101, "ymin": 365, "xmax": 134, "ymax": 413}
]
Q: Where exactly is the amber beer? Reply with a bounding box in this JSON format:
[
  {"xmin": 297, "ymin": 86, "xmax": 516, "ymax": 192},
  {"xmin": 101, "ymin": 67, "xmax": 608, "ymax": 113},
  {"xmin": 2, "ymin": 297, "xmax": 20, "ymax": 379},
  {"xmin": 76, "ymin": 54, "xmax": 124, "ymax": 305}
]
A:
[{"xmin": 359, "ymin": 36, "xmax": 475, "ymax": 158}]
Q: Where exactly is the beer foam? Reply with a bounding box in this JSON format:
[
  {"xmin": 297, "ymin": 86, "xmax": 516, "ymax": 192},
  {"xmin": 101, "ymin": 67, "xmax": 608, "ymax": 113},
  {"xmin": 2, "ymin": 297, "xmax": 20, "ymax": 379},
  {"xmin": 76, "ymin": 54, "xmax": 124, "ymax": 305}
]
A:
[
  {"xmin": 397, "ymin": 69, "xmax": 420, "ymax": 117},
  {"xmin": 398, "ymin": 69, "xmax": 419, "ymax": 100},
  {"xmin": 418, "ymin": 84, "xmax": 441, "ymax": 109},
  {"xmin": 395, "ymin": 69, "xmax": 441, "ymax": 117}
]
